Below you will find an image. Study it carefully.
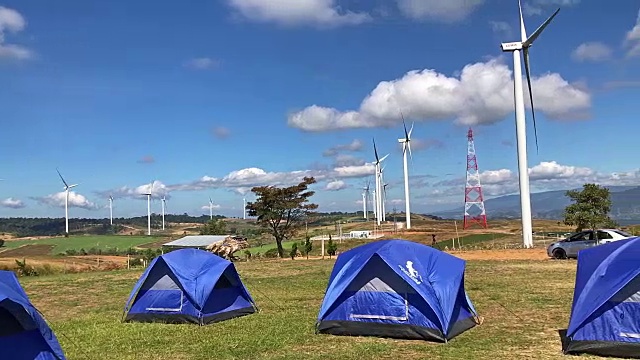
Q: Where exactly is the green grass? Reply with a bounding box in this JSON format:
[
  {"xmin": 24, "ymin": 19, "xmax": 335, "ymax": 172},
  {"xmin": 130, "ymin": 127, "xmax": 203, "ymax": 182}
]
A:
[
  {"xmin": 1, "ymin": 235, "xmax": 161, "ymax": 255},
  {"xmin": 437, "ymin": 233, "xmax": 509, "ymax": 249},
  {"xmin": 18, "ymin": 257, "xmax": 609, "ymax": 360}
]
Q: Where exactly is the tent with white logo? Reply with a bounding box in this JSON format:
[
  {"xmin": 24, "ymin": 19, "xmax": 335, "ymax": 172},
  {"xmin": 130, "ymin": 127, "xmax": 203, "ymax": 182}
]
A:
[{"xmin": 316, "ymin": 239, "xmax": 480, "ymax": 342}]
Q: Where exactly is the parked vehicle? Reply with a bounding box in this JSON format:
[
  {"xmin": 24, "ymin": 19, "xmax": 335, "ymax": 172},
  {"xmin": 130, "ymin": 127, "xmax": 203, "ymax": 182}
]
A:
[{"xmin": 546, "ymin": 229, "xmax": 634, "ymax": 259}]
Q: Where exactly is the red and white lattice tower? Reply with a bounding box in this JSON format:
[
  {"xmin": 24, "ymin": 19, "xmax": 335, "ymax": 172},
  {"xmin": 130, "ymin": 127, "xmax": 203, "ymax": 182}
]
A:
[{"xmin": 463, "ymin": 128, "xmax": 488, "ymax": 229}]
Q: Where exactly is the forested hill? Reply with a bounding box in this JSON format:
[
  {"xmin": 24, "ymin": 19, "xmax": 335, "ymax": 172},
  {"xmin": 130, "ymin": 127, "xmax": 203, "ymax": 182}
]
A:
[{"xmin": 0, "ymin": 214, "xmax": 224, "ymax": 237}]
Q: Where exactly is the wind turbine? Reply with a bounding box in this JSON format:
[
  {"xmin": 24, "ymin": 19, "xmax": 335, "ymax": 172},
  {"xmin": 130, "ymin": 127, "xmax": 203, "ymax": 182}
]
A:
[
  {"xmin": 398, "ymin": 114, "xmax": 414, "ymax": 229},
  {"xmin": 372, "ymin": 140, "xmax": 389, "ymax": 226},
  {"xmin": 161, "ymin": 195, "xmax": 167, "ymax": 231},
  {"xmin": 208, "ymin": 197, "xmax": 214, "ymax": 220},
  {"xmin": 56, "ymin": 168, "xmax": 78, "ymax": 235},
  {"xmin": 141, "ymin": 182, "xmax": 153, "ymax": 236},
  {"xmin": 108, "ymin": 195, "xmax": 113, "ymax": 225},
  {"xmin": 500, "ymin": 0, "xmax": 560, "ymax": 248},
  {"xmin": 362, "ymin": 180, "xmax": 370, "ymax": 220}
]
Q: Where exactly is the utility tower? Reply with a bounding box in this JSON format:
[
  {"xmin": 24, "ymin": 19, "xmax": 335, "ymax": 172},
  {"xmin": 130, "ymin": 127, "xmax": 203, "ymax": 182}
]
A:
[{"xmin": 463, "ymin": 128, "xmax": 488, "ymax": 229}]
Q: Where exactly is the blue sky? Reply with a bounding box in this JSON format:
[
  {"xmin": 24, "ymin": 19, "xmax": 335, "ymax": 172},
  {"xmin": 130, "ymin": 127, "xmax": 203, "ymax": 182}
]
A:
[{"xmin": 0, "ymin": 0, "xmax": 639, "ymax": 219}]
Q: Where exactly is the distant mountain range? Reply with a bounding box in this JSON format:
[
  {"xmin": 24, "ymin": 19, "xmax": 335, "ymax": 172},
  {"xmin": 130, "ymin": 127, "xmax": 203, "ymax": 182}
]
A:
[{"xmin": 434, "ymin": 186, "xmax": 640, "ymax": 225}]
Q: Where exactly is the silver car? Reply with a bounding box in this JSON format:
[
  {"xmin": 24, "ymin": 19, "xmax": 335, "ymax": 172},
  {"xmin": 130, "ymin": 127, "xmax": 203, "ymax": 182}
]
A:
[{"xmin": 546, "ymin": 229, "xmax": 634, "ymax": 259}]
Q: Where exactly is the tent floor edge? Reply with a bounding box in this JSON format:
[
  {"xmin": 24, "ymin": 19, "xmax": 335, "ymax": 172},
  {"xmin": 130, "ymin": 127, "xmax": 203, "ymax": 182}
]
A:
[
  {"xmin": 201, "ymin": 306, "xmax": 256, "ymax": 325},
  {"xmin": 317, "ymin": 320, "xmax": 446, "ymax": 342},
  {"xmin": 563, "ymin": 339, "xmax": 640, "ymax": 359},
  {"xmin": 123, "ymin": 313, "xmax": 201, "ymax": 325}
]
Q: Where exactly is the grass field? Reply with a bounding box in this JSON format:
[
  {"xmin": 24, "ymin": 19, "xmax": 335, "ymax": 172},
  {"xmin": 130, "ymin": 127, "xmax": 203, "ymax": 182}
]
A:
[
  {"xmin": 0, "ymin": 235, "xmax": 160, "ymax": 255},
  {"xmin": 18, "ymin": 253, "xmax": 611, "ymax": 360}
]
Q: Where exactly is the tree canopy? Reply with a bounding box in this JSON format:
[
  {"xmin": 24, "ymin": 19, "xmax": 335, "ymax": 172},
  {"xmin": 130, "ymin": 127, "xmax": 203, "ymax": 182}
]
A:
[
  {"xmin": 563, "ymin": 183, "xmax": 617, "ymax": 232},
  {"xmin": 246, "ymin": 177, "xmax": 318, "ymax": 258},
  {"xmin": 200, "ymin": 219, "xmax": 227, "ymax": 235}
]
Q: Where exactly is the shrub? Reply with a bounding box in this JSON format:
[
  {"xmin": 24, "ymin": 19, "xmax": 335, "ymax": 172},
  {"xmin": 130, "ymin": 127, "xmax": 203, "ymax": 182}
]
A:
[{"xmin": 264, "ymin": 248, "xmax": 279, "ymax": 258}]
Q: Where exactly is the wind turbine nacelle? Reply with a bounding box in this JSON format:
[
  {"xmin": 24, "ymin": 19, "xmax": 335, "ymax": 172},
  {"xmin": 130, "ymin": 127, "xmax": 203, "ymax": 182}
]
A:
[{"xmin": 501, "ymin": 41, "xmax": 523, "ymax": 51}]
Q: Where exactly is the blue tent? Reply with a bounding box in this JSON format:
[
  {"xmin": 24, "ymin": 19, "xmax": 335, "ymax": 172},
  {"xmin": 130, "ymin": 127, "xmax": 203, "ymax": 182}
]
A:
[
  {"xmin": 563, "ymin": 236, "xmax": 640, "ymax": 358},
  {"xmin": 123, "ymin": 248, "xmax": 257, "ymax": 325},
  {"xmin": 0, "ymin": 270, "xmax": 66, "ymax": 360},
  {"xmin": 316, "ymin": 239, "xmax": 480, "ymax": 342}
]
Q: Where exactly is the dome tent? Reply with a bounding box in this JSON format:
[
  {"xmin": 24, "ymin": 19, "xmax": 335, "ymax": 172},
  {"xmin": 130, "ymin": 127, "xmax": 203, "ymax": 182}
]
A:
[
  {"xmin": 123, "ymin": 248, "xmax": 257, "ymax": 325},
  {"xmin": 316, "ymin": 239, "xmax": 480, "ymax": 342}
]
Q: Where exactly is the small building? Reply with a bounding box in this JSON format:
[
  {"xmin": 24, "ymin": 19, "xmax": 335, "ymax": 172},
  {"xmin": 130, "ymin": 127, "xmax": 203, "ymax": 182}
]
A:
[
  {"xmin": 349, "ymin": 231, "xmax": 372, "ymax": 239},
  {"xmin": 162, "ymin": 235, "xmax": 238, "ymax": 250}
]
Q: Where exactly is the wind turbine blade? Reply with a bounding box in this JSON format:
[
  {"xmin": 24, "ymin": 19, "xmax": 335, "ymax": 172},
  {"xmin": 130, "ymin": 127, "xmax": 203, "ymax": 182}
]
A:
[
  {"xmin": 518, "ymin": 0, "xmax": 527, "ymax": 42},
  {"xmin": 523, "ymin": 8, "xmax": 560, "ymax": 47},
  {"xmin": 401, "ymin": 111, "xmax": 409, "ymax": 140},
  {"xmin": 373, "ymin": 138, "xmax": 379, "ymax": 162},
  {"xmin": 56, "ymin": 168, "xmax": 69, "ymax": 188},
  {"xmin": 523, "ymin": 47, "xmax": 539, "ymax": 154}
]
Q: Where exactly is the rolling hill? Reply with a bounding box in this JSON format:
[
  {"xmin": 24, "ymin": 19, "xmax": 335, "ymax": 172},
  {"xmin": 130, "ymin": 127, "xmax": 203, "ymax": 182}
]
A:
[{"xmin": 434, "ymin": 186, "xmax": 640, "ymax": 224}]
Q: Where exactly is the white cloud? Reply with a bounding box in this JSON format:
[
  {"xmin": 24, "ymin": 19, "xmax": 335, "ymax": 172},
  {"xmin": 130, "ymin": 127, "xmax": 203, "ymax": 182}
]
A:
[
  {"xmin": 523, "ymin": 0, "xmax": 580, "ymax": 16},
  {"xmin": 100, "ymin": 180, "xmax": 171, "ymax": 200},
  {"xmin": 431, "ymin": 160, "xmax": 638, "ymax": 200},
  {"xmin": 396, "ymin": 0, "xmax": 484, "ymax": 22},
  {"xmin": 1, "ymin": 197, "xmax": 25, "ymax": 209},
  {"xmin": 571, "ymin": 42, "xmax": 612, "ymax": 62},
  {"xmin": 201, "ymin": 204, "xmax": 221, "ymax": 211},
  {"xmin": 184, "ymin": 57, "xmax": 220, "ymax": 70},
  {"xmin": 624, "ymin": 9, "xmax": 640, "ymax": 58},
  {"xmin": 489, "ymin": 21, "xmax": 512, "ymax": 36},
  {"xmin": 226, "ymin": 0, "xmax": 371, "ymax": 28},
  {"xmin": 323, "ymin": 139, "xmax": 363, "ymax": 156},
  {"xmin": 33, "ymin": 191, "xmax": 97, "ymax": 210},
  {"xmin": 288, "ymin": 58, "xmax": 591, "ymax": 131},
  {"xmin": 0, "ymin": 6, "xmax": 32, "ymax": 60},
  {"xmin": 325, "ymin": 180, "xmax": 347, "ymax": 191}
]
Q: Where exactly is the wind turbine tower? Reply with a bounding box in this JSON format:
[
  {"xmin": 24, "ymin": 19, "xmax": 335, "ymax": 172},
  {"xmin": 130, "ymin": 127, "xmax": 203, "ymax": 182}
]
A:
[
  {"xmin": 109, "ymin": 195, "xmax": 113, "ymax": 225},
  {"xmin": 500, "ymin": 0, "xmax": 560, "ymax": 248},
  {"xmin": 141, "ymin": 183, "xmax": 153, "ymax": 236},
  {"xmin": 398, "ymin": 116, "xmax": 414, "ymax": 229},
  {"xmin": 161, "ymin": 196, "xmax": 166, "ymax": 231},
  {"xmin": 56, "ymin": 169, "xmax": 78, "ymax": 235},
  {"xmin": 372, "ymin": 140, "xmax": 389, "ymax": 226}
]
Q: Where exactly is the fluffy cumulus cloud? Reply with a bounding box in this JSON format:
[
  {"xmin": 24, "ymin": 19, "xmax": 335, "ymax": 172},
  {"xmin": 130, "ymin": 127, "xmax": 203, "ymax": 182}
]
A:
[
  {"xmin": 1, "ymin": 197, "xmax": 25, "ymax": 209},
  {"xmin": 396, "ymin": 0, "xmax": 484, "ymax": 22},
  {"xmin": 226, "ymin": 0, "xmax": 371, "ymax": 28},
  {"xmin": 33, "ymin": 192, "xmax": 97, "ymax": 210},
  {"xmin": 0, "ymin": 6, "xmax": 32, "ymax": 60},
  {"xmin": 98, "ymin": 180, "xmax": 171, "ymax": 200},
  {"xmin": 571, "ymin": 42, "xmax": 613, "ymax": 62},
  {"xmin": 288, "ymin": 59, "xmax": 591, "ymax": 132},
  {"xmin": 431, "ymin": 160, "xmax": 638, "ymax": 200},
  {"xmin": 624, "ymin": 9, "xmax": 640, "ymax": 58},
  {"xmin": 325, "ymin": 179, "xmax": 347, "ymax": 191}
]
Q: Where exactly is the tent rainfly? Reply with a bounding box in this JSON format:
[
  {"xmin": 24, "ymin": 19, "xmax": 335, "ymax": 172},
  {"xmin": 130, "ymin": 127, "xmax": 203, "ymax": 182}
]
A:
[
  {"xmin": 123, "ymin": 248, "xmax": 257, "ymax": 325},
  {"xmin": 562, "ymin": 236, "xmax": 640, "ymax": 358},
  {"xmin": 316, "ymin": 239, "xmax": 480, "ymax": 342}
]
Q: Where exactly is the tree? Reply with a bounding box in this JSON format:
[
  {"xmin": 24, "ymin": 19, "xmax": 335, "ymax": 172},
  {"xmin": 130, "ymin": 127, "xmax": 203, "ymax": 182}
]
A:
[
  {"xmin": 200, "ymin": 219, "xmax": 227, "ymax": 235},
  {"xmin": 246, "ymin": 177, "xmax": 318, "ymax": 258},
  {"xmin": 301, "ymin": 236, "xmax": 313, "ymax": 259},
  {"xmin": 326, "ymin": 235, "xmax": 338, "ymax": 259},
  {"xmin": 564, "ymin": 183, "xmax": 617, "ymax": 233}
]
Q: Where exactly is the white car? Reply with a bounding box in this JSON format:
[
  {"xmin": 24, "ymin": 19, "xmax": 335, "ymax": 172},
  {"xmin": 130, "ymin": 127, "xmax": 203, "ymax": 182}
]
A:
[{"xmin": 546, "ymin": 229, "xmax": 634, "ymax": 259}]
